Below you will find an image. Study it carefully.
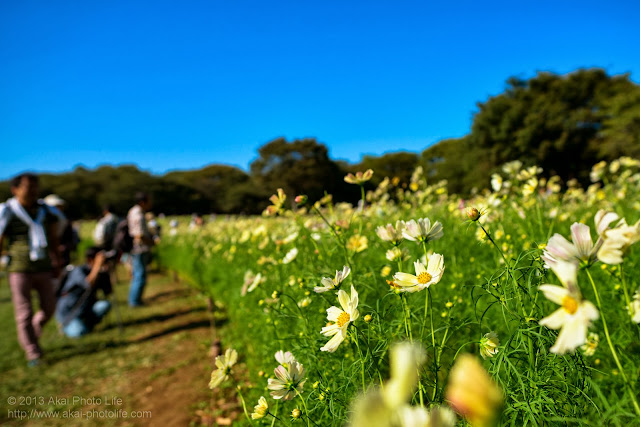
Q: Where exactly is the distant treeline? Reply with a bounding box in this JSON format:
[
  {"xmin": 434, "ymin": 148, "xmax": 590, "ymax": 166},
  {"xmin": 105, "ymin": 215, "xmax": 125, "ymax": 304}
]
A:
[{"xmin": 2, "ymin": 68, "xmax": 639, "ymax": 219}]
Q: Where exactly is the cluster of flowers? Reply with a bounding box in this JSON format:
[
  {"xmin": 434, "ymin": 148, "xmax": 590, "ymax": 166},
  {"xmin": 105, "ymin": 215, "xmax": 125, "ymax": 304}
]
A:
[{"xmin": 539, "ymin": 209, "xmax": 640, "ymax": 354}]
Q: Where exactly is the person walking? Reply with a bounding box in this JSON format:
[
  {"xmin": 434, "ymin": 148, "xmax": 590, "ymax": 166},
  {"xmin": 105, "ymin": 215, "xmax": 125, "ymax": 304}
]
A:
[
  {"xmin": 127, "ymin": 192, "xmax": 153, "ymax": 307},
  {"xmin": 0, "ymin": 173, "xmax": 62, "ymax": 366}
]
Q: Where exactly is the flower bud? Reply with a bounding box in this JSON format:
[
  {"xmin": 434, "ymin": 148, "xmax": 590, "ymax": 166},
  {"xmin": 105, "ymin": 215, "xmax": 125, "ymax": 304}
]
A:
[
  {"xmin": 466, "ymin": 207, "xmax": 481, "ymax": 221},
  {"xmin": 291, "ymin": 408, "xmax": 301, "ymax": 419},
  {"xmin": 295, "ymin": 195, "xmax": 308, "ymax": 205},
  {"xmin": 364, "ymin": 314, "xmax": 372, "ymax": 323}
]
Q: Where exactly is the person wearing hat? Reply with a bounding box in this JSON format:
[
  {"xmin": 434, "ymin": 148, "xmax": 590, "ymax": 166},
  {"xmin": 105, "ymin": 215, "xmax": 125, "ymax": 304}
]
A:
[
  {"xmin": 43, "ymin": 194, "xmax": 78, "ymax": 269},
  {"xmin": 0, "ymin": 173, "xmax": 62, "ymax": 366}
]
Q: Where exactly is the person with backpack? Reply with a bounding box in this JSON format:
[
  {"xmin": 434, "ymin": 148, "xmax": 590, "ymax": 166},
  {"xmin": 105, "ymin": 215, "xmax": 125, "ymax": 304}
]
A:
[
  {"xmin": 127, "ymin": 192, "xmax": 154, "ymax": 307},
  {"xmin": 43, "ymin": 194, "xmax": 78, "ymax": 268},
  {"xmin": 0, "ymin": 173, "xmax": 62, "ymax": 366},
  {"xmin": 56, "ymin": 247, "xmax": 112, "ymax": 337},
  {"xmin": 93, "ymin": 205, "xmax": 118, "ymax": 251}
]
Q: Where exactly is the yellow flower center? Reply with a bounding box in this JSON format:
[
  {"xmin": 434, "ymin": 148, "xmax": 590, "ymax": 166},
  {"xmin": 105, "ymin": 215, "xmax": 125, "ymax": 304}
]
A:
[
  {"xmin": 337, "ymin": 312, "xmax": 351, "ymax": 327},
  {"xmin": 562, "ymin": 295, "xmax": 579, "ymax": 315},
  {"xmin": 417, "ymin": 272, "xmax": 432, "ymax": 284}
]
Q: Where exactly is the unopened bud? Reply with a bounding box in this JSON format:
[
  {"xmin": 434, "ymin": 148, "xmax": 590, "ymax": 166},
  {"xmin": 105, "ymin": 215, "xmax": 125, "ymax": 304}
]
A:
[
  {"xmin": 466, "ymin": 207, "xmax": 481, "ymax": 221},
  {"xmin": 295, "ymin": 195, "xmax": 308, "ymax": 205},
  {"xmin": 364, "ymin": 314, "xmax": 372, "ymax": 323},
  {"xmin": 292, "ymin": 408, "xmax": 301, "ymax": 418}
]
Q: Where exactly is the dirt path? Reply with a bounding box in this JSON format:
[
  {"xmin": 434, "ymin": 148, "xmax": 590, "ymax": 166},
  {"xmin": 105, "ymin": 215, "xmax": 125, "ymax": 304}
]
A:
[
  {"xmin": 117, "ymin": 274, "xmax": 215, "ymax": 426},
  {"xmin": 1, "ymin": 270, "xmax": 241, "ymax": 427}
]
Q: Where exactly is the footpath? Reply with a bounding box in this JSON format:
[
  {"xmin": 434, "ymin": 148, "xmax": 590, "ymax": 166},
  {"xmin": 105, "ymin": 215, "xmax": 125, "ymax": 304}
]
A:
[{"xmin": 0, "ymin": 269, "xmax": 237, "ymax": 426}]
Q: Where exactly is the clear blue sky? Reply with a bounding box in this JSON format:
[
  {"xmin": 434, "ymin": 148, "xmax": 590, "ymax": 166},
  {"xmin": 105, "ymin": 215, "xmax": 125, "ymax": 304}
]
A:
[{"xmin": 1, "ymin": 0, "xmax": 638, "ymax": 179}]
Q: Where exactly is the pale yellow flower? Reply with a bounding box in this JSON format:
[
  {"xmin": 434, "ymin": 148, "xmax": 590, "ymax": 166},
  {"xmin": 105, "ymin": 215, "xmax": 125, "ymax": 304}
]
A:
[
  {"xmin": 345, "ymin": 169, "xmax": 374, "ymax": 185},
  {"xmin": 320, "ymin": 285, "xmax": 359, "ymax": 352},
  {"xmin": 208, "ymin": 348, "xmax": 238, "ymax": 389},
  {"xmin": 251, "ymin": 396, "xmax": 269, "ymax": 419},
  {"xmin": 392, "ymin": 255, "xmax": 444, "ymax": 293},
  {"xmin": 347, "ymin": 235, "xmax": 368, "ymax": 253},
  {"xmin": 376, "ymin": 220, "xmax": 406, "ymax": 245}
]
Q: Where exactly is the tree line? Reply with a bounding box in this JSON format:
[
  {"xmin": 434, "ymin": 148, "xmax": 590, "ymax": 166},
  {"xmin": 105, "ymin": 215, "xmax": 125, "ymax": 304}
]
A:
[{"xmin": 2, "ymin": 68, "xmax": 638, "ymax": 219}]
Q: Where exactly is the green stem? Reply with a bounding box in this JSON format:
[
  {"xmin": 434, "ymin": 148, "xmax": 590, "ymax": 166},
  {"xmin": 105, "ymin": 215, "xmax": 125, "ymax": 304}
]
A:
[
  {"xmin": 428, "ymin": 287, "xmax": 438, "ymax": 401},
  {"xmin": 619, "ymin": 265, "xmax": 632, "ymax": 317},
  {"xmin": 586, "ymin": 269, "xmax": 640, "ymax": 416},
  {"xmin": 352, "ymin": 327, "xmax": 367, "ymax": 393},
  {"xmin": 295, "ymin": 389, "xmax": 312, "ymax": 427}
]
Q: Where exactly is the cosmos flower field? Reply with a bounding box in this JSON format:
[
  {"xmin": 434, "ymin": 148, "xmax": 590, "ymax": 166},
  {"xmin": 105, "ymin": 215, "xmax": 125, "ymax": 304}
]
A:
[{"xmin": 157, "ymin": 158, "xmax": 640, "ymax": 426}]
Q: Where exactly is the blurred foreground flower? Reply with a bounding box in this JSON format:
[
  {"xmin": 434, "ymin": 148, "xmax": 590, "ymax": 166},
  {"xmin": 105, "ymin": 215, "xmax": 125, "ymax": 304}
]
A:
[
  {"xmin": 630, "ymin": 291, "xmax": 640, "ymax": 324},
  {"xmin": 350, "ymin": 342, "xmax": 456, "ymax": 427},
  {"xmin": 446, "ymin": 354, "xmax": 503, "ymax": 427},
  {"xmin": 320, "ymin": 285, "xmax": 359, "ymax": 352},
  {"xmin": 209, "ymin": 348, "xmax": 238, "ymax": 389}
]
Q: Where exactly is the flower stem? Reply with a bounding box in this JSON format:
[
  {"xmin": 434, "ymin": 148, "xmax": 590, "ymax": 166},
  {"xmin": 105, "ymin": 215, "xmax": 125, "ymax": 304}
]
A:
[
  {"xmin": 352, "ymin": 327, "xmax": 367, "ymax": 393},
  {"xmin": 586, "ymin": 268, "xmax": 640, "ymax": 416},
  {"xmin": 295, "ymin": 389, "xmax": 312, "ymax": 427}
]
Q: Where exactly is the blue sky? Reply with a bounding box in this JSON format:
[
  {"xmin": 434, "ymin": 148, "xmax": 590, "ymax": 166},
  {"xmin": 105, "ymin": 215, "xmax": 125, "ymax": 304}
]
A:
[{"xmin": 1, "ymin": 0, "xmax": 638, "ymax": 179}]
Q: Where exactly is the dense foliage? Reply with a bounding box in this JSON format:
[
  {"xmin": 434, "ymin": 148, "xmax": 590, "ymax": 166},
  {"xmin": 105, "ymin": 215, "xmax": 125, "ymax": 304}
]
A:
[{"xmin": 156, "ymin": 157, "xmax": 640, "ymax": 426}]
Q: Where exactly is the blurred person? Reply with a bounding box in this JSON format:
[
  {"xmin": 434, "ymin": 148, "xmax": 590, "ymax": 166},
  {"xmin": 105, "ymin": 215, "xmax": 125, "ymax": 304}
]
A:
[
  {"xmin": 127, "ymin": 192, "xmax": 154, "ymax": 307},
  {"xmin": 93, "ymin": 204, "xmax": 119, "ymax": 251},
  {"xmin": 43, "ymin": 194, "xmax": 78, "ymax": 268},
  {"xmin": 0, "ymin": 173, "xmax": 62, "ymax": 366},
  {"xmin": 56, "ymin": 247, "xmax": 112, "ymax": 337}
]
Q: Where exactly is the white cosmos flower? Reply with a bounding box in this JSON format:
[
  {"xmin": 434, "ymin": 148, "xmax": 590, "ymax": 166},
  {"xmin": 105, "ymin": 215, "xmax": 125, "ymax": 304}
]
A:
[
  {"xmin": 597, "ymin": 218, "xmax": 640, "ymax": 265},
  {"xmin": 542, "ymin": 210, "xmax": 619, "ymax": 267},
  {"xmin": 402, "ymin": 218, "xmax": 444, "ymax": 244},
  {"xmin": 275, "ymin": 350, "xmax": 297, "ymax": 367},
  {"xmin": 491, "ymin": 174, "xmax": 503, "ymax": 192},
  {"xmin": 242, "ymin": 270, "xmax": 264, "ymax": 295},
  {"xmin": 267, "ymin": 361, "xmax": 306, "ymax": 401},
  {"xmin": 320, "ymin": 285, "xmax": 359, "ymax": 352},
  {"xmin": 208, "ymin": 348, "xmax": 238, "ymax": 389},
  {"xmin": 396, "ymin": 405, "xmax": 456, "ymax": 427},
  {"xmin": 630, "ymin": 291, "xmax": 640, "ymax": 324},
  {"xmin": 282, "ymin": 247, "xmax": 298, "ymax": 264},
  {"xmin": 538, "ymin": 262, "xmax": 599, "ymax": 355},
  {"xmin": 376, "ymin": 220, "xmax": 406, "ymax": 245},
  {"xmin": 392, "ymin": 255, "xmax": 444, "ymax": 293},
  {"xmin": 314, "ymin": 265, "xmax": 351, "ymax": 293}
]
